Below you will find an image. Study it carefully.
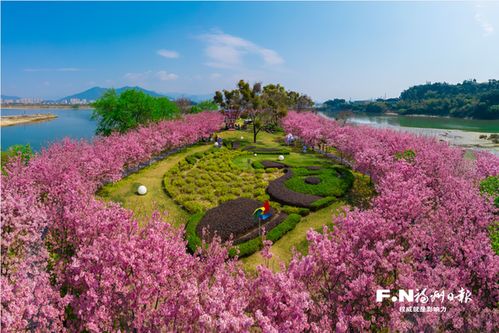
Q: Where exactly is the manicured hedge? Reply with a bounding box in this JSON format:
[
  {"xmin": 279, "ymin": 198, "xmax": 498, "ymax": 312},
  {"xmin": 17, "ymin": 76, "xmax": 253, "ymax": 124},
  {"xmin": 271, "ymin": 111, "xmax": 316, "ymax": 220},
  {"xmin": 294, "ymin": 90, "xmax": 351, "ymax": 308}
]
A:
[
  {"xmin": 229, "ymin": 213, "xmax": 301, "ymax": 258},
  {"xmin": 185, "ymin": 212, "xmax": 205, "ymax": 253},
  {"xmin": 281, "ymin": 205, "xmax": 310, "ymax": 216},
  {"xmin": 252, "ymin": 160, "xmax": 265, "ymax": 169},
  {"xmin": 310, "ymin": 196, "xmax": 336, "ymax": 211},
  {"xmin": 242, "ymin": 146, "xmax": 291, "ymax": 155},
  {"xmin": 267, "ymin": 214, "xmax": 301, "ymax": 241}
]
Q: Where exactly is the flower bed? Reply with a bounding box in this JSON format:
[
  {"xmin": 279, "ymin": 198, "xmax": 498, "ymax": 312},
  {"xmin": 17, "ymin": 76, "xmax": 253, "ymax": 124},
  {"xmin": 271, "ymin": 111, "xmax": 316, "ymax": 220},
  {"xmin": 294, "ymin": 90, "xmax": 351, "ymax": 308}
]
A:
[
  {"xmin": 260, "ymin": 160, "xmax": 287, "ymax": 169},
  {"xmin": 284, "ymin": 165, "xmax": 354, "ymax": 197},
  {"xmin": 164, "ymin": 148, "xmax": 282, "ymax": 213},
  {"xmin": 266, "ymin": 169, "xmax": 323, "ymax": 208},
  {"xmin": 195, "ymin": 198, "xmax": 281, "ymax": 243}
]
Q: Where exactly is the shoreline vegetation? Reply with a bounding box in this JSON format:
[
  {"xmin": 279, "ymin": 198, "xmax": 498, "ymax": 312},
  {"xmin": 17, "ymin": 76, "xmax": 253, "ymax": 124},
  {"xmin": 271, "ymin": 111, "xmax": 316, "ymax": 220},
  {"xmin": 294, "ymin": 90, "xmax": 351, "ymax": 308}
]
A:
[{"xmin": 0, "ymin": 113, "xmax": 57, "ymax": 127}]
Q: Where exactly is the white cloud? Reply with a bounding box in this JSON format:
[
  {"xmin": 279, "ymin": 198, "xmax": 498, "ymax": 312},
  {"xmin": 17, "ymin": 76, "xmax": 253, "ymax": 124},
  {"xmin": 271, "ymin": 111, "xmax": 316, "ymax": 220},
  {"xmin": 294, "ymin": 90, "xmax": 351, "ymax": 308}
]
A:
[
  {"xmin": 124, "ymin": 71, "xmax": 152, "ymax": 81},
  {"xmin": 157, "ymin": 49, "xmax": 179, "ymax": 58},
  {"xmin": 124, "ymin": 70, "xmax": 178, "ymax": 82},
  {"xmin": 199, "ymin": 31, "xmax": 284, "ymax": 69},
  {"xmin": 156, "ymin": 70, "xmax": 178, "ymax": 81},
  {"xmin": 58, "ymin": 67, "xmax": 81, "ymax": 72},
  {"xmin": 474, "ymin": 5, "xmax": 494, "ymax": 36},
  {"xmin": 210, "ymin": 73, "xmax": 222, "ymax": 79}
]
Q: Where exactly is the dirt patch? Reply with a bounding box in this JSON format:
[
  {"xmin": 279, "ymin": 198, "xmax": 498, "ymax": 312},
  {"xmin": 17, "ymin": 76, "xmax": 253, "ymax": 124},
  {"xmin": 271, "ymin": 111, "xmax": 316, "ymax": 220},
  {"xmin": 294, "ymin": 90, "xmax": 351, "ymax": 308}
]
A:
[
  {"xmin": 266, "ymin": 170, "xmax": 322, "ymax": 208},
  {"xmin": 306, "ymin": 166, "xmax": 322, "ymax": 170}
]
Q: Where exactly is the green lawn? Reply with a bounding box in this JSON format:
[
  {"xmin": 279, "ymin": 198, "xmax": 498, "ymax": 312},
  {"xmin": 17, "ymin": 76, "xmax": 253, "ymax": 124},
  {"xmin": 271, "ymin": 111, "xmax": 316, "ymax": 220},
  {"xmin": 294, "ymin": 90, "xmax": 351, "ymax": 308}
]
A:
[
  {"xmin": 96, "ymin": 128, "xmax": 285, "ymax": 225},
  {"xmin": 97, "ymin": 144, "xmax": 212, "ymax": 227},
  {"xmin": 241, "ymin": 201, "xmax": 345, "ymax": 272}
]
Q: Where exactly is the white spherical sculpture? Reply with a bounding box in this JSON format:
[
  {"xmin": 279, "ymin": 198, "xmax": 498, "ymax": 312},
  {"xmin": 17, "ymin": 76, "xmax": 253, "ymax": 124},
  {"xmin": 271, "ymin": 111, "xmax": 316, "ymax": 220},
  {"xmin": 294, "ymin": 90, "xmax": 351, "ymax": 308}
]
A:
[
  {"xmin": 137, "ymin": 185, "xmax": 147, "ymax": 195},
  {"xmin": 240, "ymin": 136, "xmax": 244, "ymax": 140},
  {"xmin": 214, "ymin": 142, "xmax": 219, "ymax": 147},
  {"xmin": 278, "ymin": 155, "xmax": 285, "ymax": 161},
  {"xmin": 254, "ymin": 153, "xmax": 258, "ymax": 157}
]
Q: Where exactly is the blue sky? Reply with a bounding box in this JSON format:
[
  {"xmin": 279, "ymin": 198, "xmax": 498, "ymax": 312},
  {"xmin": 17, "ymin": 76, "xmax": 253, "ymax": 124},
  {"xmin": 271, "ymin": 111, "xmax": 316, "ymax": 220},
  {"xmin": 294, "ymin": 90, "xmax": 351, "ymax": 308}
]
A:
[{"xmin": 2, "ymin": 1, "xmax": 499, "ymax": 101}]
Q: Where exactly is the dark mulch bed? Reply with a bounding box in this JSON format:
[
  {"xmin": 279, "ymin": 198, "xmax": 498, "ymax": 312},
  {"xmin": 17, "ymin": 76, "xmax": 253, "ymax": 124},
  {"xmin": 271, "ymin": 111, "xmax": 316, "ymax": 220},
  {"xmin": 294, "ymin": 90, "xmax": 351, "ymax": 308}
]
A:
[
  {"xmin": 267, "ymin": 170, "xmax": 322, "ymax": 208},
  {"xmin": 231, "ymin": 141, "xmax": 241, "ymax": 149},
  {"xmin": 235, "ymin": 212, "xmax": 287, "ymax": 244},
  {"xmin": 242, "ymin": 146, "xmax": 288, "ymax": 154},
  {"xmin": 261, "ymin": 160, "xmax": 287, "ymax": 169},
  {"xmin": 305, "ymin": 176, "xmax": 321, "ymax": 185},
  {"xmin": 306, "ymin": 166, "xmax": 322, "ymax": 170},
  {"xmin": 197, "ymin": 198, "xmax": 281, "ymax": 243}
]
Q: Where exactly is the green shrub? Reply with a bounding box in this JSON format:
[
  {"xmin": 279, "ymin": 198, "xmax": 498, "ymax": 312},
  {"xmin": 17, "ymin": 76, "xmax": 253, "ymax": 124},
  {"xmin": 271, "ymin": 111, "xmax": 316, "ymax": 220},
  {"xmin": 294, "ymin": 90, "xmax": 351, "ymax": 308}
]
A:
[
  {"xmin": 394, "ymin": 149, "xmax": 416, "ymax": 162},
  {"xmin": 267, "ymin": 214, "xmax": 301, "ymax": 242},
  {"xmin": 229, "ymin": 238, "xmax": 262, "ymax": 258},
  {"xmin": 183, "ymin": 201, "xmax": 205, "ymax": 214},
  {"xmin": 185, "ymin": 212, "xmax": 204, "ymax": 253},
  {"xmin": 193, "ymin": 152, "xmax": 205, "ymax": 159},
  {"xmin": 310, "ymin": 196, "xmax": 336, "ymax": 211},
  {"xmin": 480, "ymin": 176, "xmax": 499, "ymax": 208},
  {"xmin": 281, "ymin": 205, "xmax": 310, "ymax": 216},
  {"xmin": 229, "ymin": 214, "xmax": 301, "ymax": 258},
  {"xmin": 252, "ymin": 160, "xmax": 264, "ymax": 169},
  {"xmin": 185, "ymin": 155, "xmax": 198, "ymax": 165},
  {"xmin": 489, "ymin": 221, "xmax": 499, "ymax": 255}
]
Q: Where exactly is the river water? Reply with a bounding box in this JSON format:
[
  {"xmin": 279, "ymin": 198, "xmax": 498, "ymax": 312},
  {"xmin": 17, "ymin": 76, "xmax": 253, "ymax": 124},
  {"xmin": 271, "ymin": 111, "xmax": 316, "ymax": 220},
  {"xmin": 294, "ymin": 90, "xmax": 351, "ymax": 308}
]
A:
[
  {"xmin": 1, "ymin": 108, "xmax": 498, "ymax": 153},
  {"xmin": 321, "ymin": 112, "xmax": 499, "ymax": 133},
  {"xmin": 1, "ymin": 108, "xmax": 96, "ymax": 151}
]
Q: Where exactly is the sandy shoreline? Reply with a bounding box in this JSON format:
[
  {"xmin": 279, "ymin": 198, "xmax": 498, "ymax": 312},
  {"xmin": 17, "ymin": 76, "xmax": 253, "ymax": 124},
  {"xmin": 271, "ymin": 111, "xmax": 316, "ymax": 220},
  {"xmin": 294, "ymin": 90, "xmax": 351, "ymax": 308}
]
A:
[
  {"xmin": 1, "ymin": 114, "xmax": 58, "ymax": 127},
  {"xmin": 399, "ymin": 127, "xmax": 498, "ymax": 151},
  {"xmin": 359, "ymin": 124, "xmax": 499, "ymax": 155}
]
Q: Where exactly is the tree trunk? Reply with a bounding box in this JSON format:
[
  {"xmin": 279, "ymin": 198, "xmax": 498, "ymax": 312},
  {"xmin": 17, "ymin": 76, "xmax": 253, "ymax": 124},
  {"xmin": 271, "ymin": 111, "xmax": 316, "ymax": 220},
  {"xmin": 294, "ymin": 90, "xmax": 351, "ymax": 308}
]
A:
[{"xmin": 253, "ymin": 124, "xmax": 257, "ymax": 143}]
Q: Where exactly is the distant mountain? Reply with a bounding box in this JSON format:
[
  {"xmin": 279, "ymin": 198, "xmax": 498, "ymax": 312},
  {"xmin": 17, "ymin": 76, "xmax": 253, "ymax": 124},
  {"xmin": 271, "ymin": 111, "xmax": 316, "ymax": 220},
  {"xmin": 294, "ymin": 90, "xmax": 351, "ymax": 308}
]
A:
[
  {"xmin": 58, "ymin": 86, "xmax": 163, "ymax": 102},
  {"xmin": 1, "ymin": 95, "xmax": 21, "ymax": 100},
  {"xmin": 58, "ymin": 86, "xmax": 212, "ymax": 103}
]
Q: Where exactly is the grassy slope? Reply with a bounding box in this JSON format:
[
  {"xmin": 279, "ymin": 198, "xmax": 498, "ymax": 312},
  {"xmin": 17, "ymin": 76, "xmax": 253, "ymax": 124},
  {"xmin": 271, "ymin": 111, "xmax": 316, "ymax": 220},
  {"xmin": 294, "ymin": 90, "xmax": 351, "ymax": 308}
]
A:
[
  {"xmin": 97, "ymin": 144, "xmax": 211, "ymax": 227},
  {"xmin": 96, "ymin": 129, "xmax": 282, "ymax": 226}
]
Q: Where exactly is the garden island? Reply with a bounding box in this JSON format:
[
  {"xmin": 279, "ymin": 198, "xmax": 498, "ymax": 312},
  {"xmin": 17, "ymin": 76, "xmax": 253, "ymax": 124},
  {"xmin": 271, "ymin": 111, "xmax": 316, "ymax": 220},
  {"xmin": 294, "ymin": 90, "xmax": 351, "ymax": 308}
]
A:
[{"xmin": 2, "ymin": 81, "xmax": 498, "ymax": 332}]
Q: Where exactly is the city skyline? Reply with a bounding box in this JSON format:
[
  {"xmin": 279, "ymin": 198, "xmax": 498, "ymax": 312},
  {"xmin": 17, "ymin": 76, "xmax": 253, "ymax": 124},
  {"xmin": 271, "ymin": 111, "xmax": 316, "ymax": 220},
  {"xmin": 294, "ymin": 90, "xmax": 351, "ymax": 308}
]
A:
[{"xmin": 2, "ymin": 1, "xmax": 499, "ymax": 102}]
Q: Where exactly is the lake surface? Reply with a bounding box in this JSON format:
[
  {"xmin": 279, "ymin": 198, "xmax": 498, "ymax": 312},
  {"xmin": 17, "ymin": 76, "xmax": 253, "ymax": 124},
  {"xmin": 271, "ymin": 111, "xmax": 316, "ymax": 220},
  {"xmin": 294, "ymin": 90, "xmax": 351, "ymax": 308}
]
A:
[
  {"xmin": 1, "ymin": 108, "xmax": 96, "ymax": 151},
  {"xmin": 321, "ymin": 111, "xmax": 499, "ymax": 133}
]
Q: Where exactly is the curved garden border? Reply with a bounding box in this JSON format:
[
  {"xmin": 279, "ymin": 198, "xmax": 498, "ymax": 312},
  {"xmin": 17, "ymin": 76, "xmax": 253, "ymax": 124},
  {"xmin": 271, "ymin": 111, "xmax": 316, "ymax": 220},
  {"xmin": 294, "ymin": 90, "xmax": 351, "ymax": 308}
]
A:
[{"xmin": 266, "ymin": 169, "xmax": 323, "ymax": 208}]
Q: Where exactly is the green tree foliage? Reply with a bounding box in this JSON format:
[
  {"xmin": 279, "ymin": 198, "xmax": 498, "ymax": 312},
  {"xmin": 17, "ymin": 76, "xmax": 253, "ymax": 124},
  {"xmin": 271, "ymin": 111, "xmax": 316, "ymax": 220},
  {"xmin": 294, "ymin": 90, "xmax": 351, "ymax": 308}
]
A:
[
  {"xmin": 214, "ymin": 80, "xmax": 314, "ymax": 142},
  {"xmin": 319, "ymin": 80, "xmax": 499, "ymax": 119},
  {"xmin": 1, "ymin": 144, "xmax": 33, "ymax": 171},
  {"xmin": 92, "ymin": 89, "xmax": 180, "ymax": 135},
  {"xmin": 480, "ymin": 175, "xmax": 499, "ymax": 208},
  {"xmin": 190, "ymin": 100, "xmax": 219, "ymax": 114}
]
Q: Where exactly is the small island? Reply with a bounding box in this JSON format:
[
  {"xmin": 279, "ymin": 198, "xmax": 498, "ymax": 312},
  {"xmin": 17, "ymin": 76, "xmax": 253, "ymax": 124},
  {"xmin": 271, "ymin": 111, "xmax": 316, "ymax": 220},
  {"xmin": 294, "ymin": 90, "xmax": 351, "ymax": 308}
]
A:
[{"xmin": 0, "ymin": 113, "xmax": 57, "ymax": 127}]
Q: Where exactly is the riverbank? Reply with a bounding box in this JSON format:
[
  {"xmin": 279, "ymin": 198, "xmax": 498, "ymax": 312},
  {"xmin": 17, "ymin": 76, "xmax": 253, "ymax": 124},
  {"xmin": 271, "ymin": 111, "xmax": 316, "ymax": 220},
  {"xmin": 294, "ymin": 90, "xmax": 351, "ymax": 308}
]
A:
[
  {"xmin": 0, "ymin": 113, "xmax": 57, "ymax": 127},
  {"xmin": 397, "ymin": 127, "xmax": 499, "ymax": 154},
  {"xmin": 1, "ymin": 104, "xmax": 93, "ymax": 109}
]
